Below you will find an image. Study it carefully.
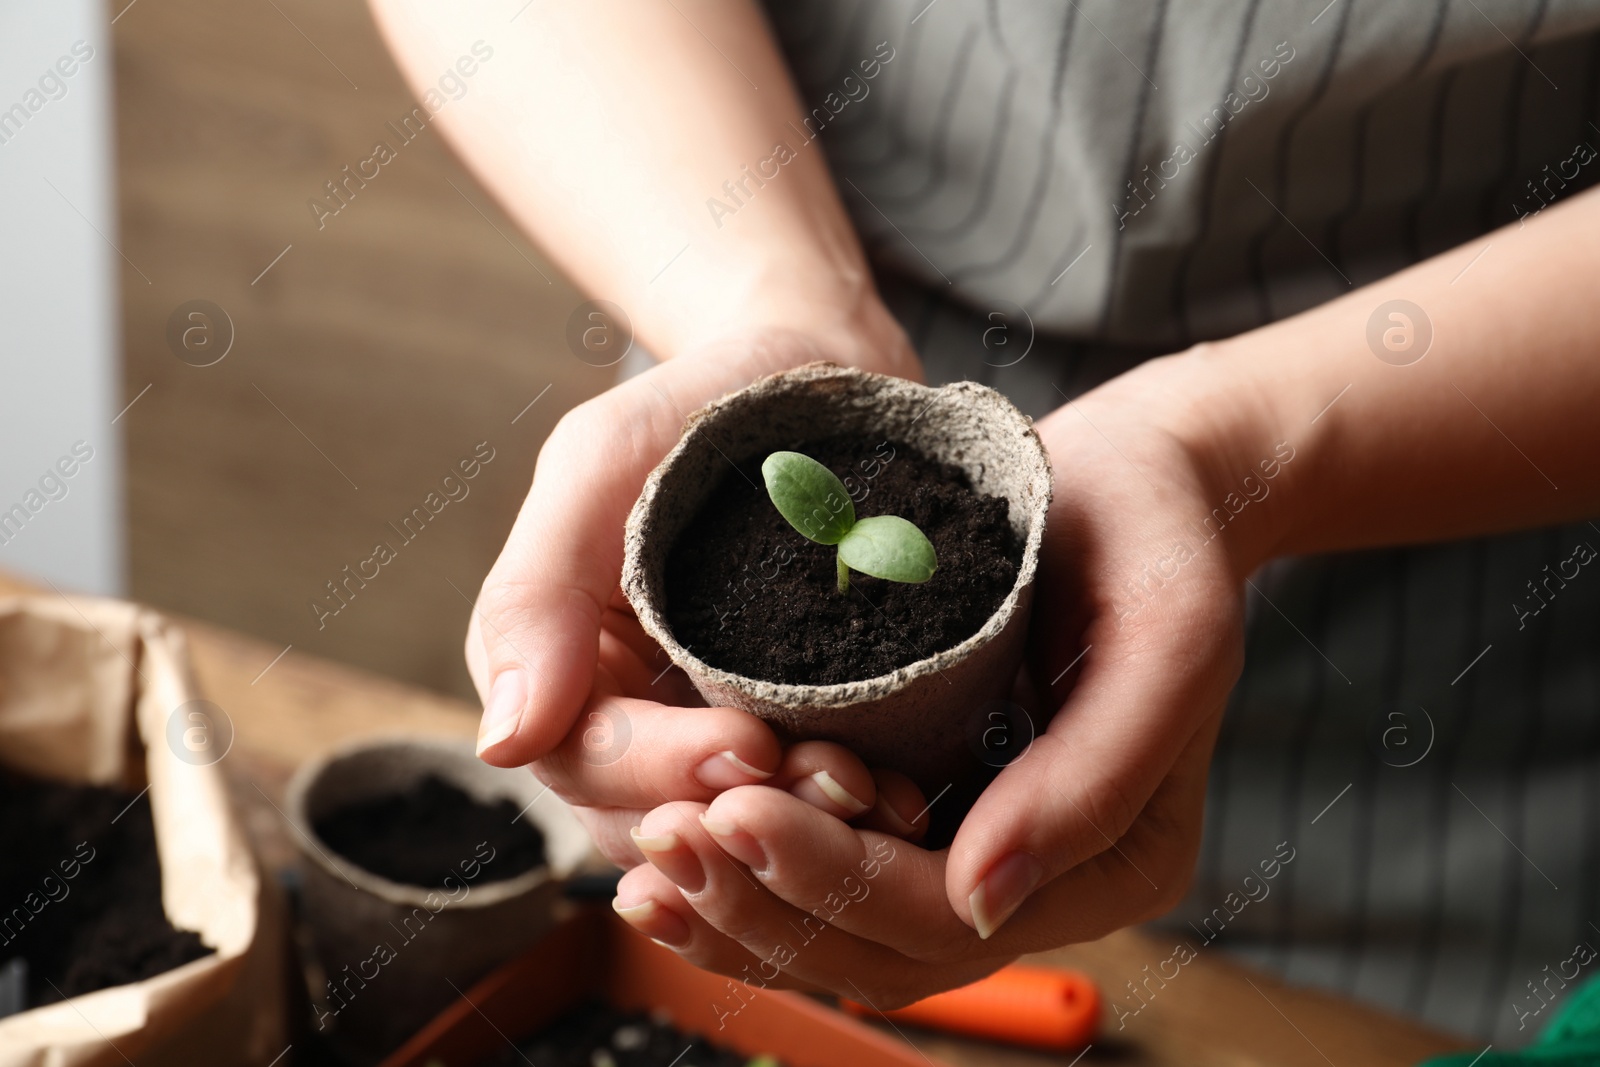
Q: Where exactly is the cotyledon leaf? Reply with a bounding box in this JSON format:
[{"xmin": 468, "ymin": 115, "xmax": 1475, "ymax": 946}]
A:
[
  {"xmin": 837, "ymin": 514, "xmax": 937, "ymax": 584},
  {"xmin": 761, "ymin": 450, "xmax": 856, "ymax": 545}
]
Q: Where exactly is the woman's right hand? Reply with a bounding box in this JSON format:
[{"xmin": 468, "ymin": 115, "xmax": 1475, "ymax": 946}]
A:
[{"xmin": 467, "ymin": 310, "xmax": 925, "ymax": 868}]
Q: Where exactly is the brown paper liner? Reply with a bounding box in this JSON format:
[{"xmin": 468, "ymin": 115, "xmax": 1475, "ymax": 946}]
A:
[{"xmin": 0, "ymin": 595, "xmax": 284, "ymax": 1067}]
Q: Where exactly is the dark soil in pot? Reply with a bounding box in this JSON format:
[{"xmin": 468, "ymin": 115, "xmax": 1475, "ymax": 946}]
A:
[
  {"xmin": 665, "ymin": 435, "xmax": 1021, "ymax": 686},
  {"xmin": 0, "ymin": 770, "xmax": 210, "ymax": 1009},
  {"xmin": 477, "ymin": 999, "xmax": 773, "ymax": 1067},
  {"xmin": 311, "ymin": 773, "xmax": 545, "ymax": 887}
]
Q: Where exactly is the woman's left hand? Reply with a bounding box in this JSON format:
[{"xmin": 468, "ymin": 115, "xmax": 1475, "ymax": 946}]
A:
[{"xmin": 612, "ymin": 349, "xmax": 1267, "ymax": 1006}]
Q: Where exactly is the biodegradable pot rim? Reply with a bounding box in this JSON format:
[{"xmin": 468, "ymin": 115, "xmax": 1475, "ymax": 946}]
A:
[
  {"xmin": 284, "ymin": 735, "xmax": 578, "ymax": 908},
  {"xmin": 622, "ymin": 362, "xmax": 1052, "ymax": 709}
]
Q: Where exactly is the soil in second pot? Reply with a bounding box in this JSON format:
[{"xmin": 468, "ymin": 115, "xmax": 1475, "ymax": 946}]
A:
[
  {"xmin": 478, "ymin": 999, "xmax": 773, "ymax": 1067},
  {"xmin": 665, "ymin": 435, "xmax": 1022, "ymax": 685},
  {"xmin": 312, "ymin": 774, "xmax": 545, "ymax": 887},
  {"xmin": 0, "ymin": 770, "xmax": 211, "ymax": 1009}
]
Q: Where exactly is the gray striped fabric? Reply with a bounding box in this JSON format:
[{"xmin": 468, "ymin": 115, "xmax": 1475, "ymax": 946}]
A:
[{"xmin": 763, "ymin": 0, "xmax": 1600, "ymax": 1044}]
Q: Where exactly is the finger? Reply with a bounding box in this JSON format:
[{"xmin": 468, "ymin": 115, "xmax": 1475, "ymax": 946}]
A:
[
  {"xmin": 697, "ymin": 786, "xmax": 973, "ymax": 962},
  {"xmin": 634, "ymin": 799, "xmax": 930, "ymax": 1000},
  {"xmin": 945, "ymin": 501, "xmax": 1244, "ymax": 940},
  {"xmin": 533, "ymin": 697, "xmax": 781, "ymax": 809},
  {"xmin": 857, "ymin": 769, "xmax": 928, "ymax": 841},
  {"xmin": 599, "ymin": 598, "xmax": 659, "ymax": 668},
  {"xmin": 769, "ymin": 741, "xmax": 876, "ymax": 820},
  {"xmin": 610, "ymin": 865, "xmax": 815, "ymax": 991},
  {"xmin": 950, "ymin": 618, "xmax": 1237, "ymax": 942},
  {"xmin": 596, "ymin": 603, "xmax": 700, "ymax": 702},
  {"xmin": 473, "ymin": 350, "xmax": 804, "ymax": 767},
  {"xmin": 594, "ymin": 618, "xmax": 659, "ymax": 696},
  {"xmin": 968, "ymin": 711, "xmax": 1222, "ymax": 952},
  {"xmin": 569, "ymin": 805, "xmax": 653, "ymax": 869},
  {"xmin": 470, "ymin": 399, "xmax": 648, "ymax": 766},
  {"xmin": 464, "ymin": 608, "xmax": 488, "ymax": 693}
]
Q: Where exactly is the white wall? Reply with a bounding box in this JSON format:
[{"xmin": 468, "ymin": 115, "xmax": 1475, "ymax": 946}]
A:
[{"xmin": 0, "ymin": 0, "xmax": 123, "ymax": 595}]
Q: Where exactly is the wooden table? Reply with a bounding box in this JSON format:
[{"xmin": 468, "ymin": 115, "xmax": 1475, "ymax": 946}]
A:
[{"xmin": 7, "ymin": 574, "xmax": 1467, "ymax": 1066}]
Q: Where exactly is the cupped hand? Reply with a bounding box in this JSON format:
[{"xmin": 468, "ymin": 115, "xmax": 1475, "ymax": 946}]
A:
[
  {"xmin": 526, "ymin": 607, "xmax": 932, "ymax": 864},
  {"xmin": 613, "ymin": 348, "xmax": 1269, "ymax": 1005},
  {"xmin": 466, "ymin": 316, "xmax": 924, "ymax": 867}
]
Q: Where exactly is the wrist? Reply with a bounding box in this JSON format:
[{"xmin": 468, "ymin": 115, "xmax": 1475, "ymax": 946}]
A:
[
  {"xmin": 1141, "ymin": 342, "xmax": 1314, "ymax": 579},
  {"xmin": 673, "ymin": 279, "xmax": 921, "ymax": 381}
]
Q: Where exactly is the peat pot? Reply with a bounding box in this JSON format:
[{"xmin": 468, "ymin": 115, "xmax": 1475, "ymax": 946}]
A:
[
  {"xmin": 622, "ymin": 362, "xmax": 1053, "ymax": 799},
  {"xmin": 284, "ymin": 736, "xmax": 591, "ymax": 1063}
]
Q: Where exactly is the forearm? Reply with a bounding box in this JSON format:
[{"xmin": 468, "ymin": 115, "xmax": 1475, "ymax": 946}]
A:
[
  {"xmin": 1170, "ymin": 186, "xmax": 1600, "ymax": 572},
  {"xmin": 368, "ymin": 0, "xmax": 908, "ymax": 370}
]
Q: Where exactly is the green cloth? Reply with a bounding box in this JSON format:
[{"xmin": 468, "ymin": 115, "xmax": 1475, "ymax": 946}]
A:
[{"xmin": 1421, "ymin": 976, "xmax": 1600, "ymax": 1065}]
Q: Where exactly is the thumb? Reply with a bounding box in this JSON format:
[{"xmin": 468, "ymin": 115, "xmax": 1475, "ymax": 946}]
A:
[
  {"xmin": 471, "ymin": 392, "xmax": 661, "ymax": 765},
  {"xmin": 472, "ymin": 338, "xmax": 828, "ymax": 766},
  {"xmin": 946, "ymin": 614, "xmax": 1241, "ymax": 939}
]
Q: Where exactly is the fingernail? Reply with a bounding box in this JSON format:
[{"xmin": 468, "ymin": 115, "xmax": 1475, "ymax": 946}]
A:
[
  {"xmin": 875, "ymin": 797, "xmax": 920, "ymax": 838},
  {"xmin": 968, "ymin": 851, "xmax": 1043, "ymax": 940},
  {"xmin": 632, "ymin": 825, "xmax": 705, "ymax": 893},
  {"xmin": 698, "ymin": 812, "xmax": 768, "ymax": 871},
  {"xmin": 475, "ymin": 670, "xmax": 527, "ymax": 757},
  {"xmin": 629, "ymin": 826, "xmax": 680, "ymax": 854},
  {"xmin": 612, "ymin": 897, "xmax": 691, "ymax": 948},
  {"xmin": 811, "ymin": 770, "xmax": 871, "ymax": 816},
  {"xmin": 694, "ymin": 750, "xmax": 774, "ymax": 790}
]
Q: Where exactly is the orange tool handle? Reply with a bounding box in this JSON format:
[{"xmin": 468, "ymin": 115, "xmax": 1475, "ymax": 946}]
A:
[{"xmin": 843, "ymin": 964, "xmax": 1100, "ymax": 1050}]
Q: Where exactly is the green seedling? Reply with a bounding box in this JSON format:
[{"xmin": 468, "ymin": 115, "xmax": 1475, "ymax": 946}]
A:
[{"xmin": 761, "ymin": 450, "xmax": 937, "ymax": 594}]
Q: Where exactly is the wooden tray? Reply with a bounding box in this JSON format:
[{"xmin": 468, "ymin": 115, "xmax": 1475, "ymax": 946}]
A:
[{"xmin": 380, "ymin": 907, "xmax": 941, "ymax": 1067}]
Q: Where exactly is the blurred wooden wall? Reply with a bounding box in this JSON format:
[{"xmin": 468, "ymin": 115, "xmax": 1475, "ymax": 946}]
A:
[{"xmin": 112, "ymin": 0, "xmax": 609, "ymax": 699}]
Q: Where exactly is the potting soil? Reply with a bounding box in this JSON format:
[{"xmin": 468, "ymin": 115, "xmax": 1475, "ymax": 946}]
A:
[
  {"xmin": 666, "ymin": 436, "xmax": 1022, "ymax": 685},
  {"xmin": 311, "ymin": 774, "xmax": 546, "ymax": 887},
  {"xmin": 0, "ymin": 770, "xmax": 211, "ymax": 1009}
]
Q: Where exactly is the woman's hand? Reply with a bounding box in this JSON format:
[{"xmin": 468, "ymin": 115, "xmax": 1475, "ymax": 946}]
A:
[
  {"xmin": 612, "ymin": 348, "xmax": 1269, "ymax": 1005},
  {"xmin": 466, "ymin": 308, "xmax": 925, "ymax": 867}
]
